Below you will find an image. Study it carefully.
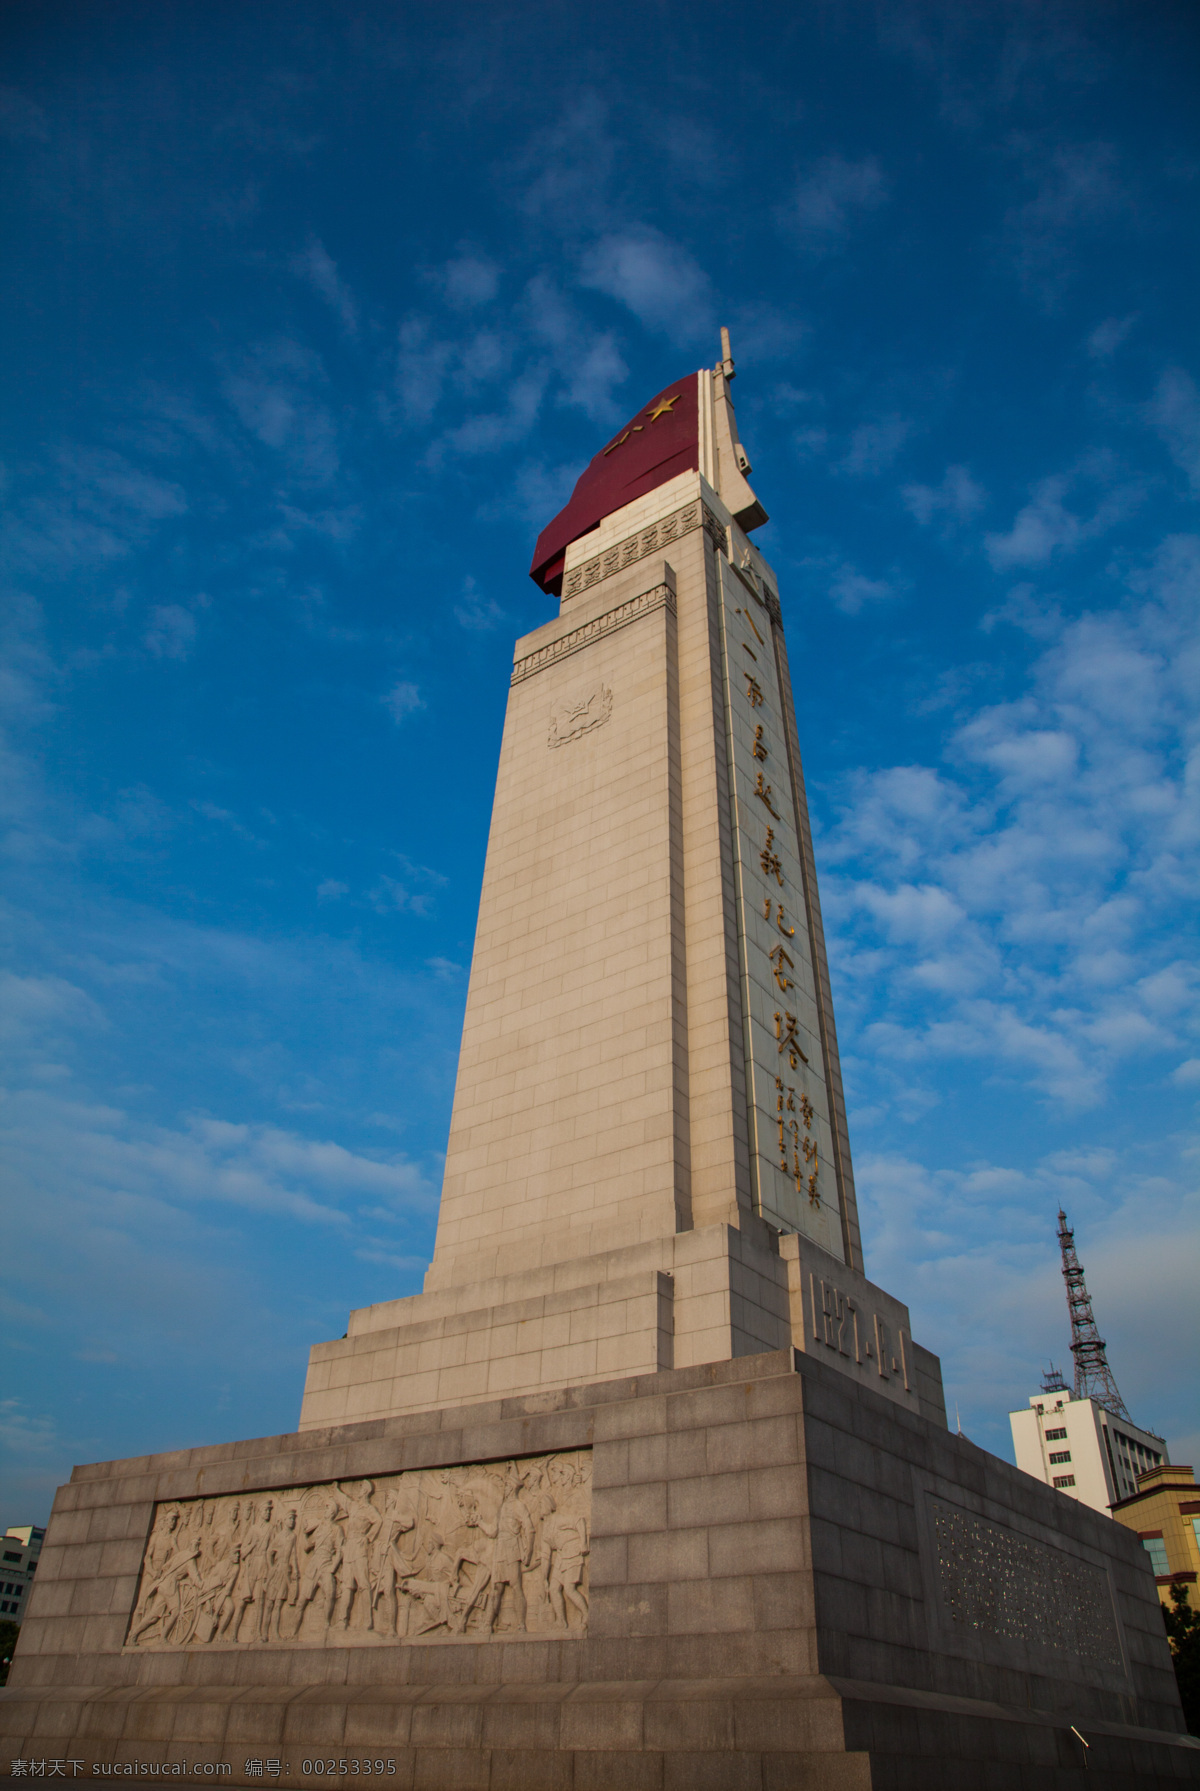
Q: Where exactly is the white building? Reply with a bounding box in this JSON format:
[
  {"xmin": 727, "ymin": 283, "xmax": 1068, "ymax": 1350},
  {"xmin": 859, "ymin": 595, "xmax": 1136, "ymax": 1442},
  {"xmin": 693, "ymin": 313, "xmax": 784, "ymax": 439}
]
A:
[
  {"xmin": 0, "ymin": 1526, "xmax": 45, "ymax": 1625},
  {"xmin": 1010, "ymin": 1386, "xmax": 1168, "ymax": 1515}
]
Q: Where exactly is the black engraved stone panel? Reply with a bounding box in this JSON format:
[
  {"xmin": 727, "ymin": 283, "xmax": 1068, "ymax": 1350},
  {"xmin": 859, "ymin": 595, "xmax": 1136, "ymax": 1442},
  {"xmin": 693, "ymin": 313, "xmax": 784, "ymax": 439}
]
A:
[{"xmin": 931, "ymin": 1498, "xmax": 1123, "ymax": 1672}]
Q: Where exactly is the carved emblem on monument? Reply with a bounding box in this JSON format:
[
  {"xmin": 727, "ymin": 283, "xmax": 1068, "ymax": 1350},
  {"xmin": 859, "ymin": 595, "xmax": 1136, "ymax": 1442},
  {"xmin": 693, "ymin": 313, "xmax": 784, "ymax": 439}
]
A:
[
  {"xmin": 126, "ymin": 1450, "xmax": 591, "ymax": 1648},
  {"xmin": 547, "ymin": 683, "xmax": 613, "ymax": 747}
]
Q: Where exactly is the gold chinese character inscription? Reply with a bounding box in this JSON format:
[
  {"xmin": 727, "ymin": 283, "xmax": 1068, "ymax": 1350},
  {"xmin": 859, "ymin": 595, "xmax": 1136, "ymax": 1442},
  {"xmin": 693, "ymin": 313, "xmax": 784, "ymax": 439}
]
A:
[
  {"xmin": 764, "ymin": 898, "xmax": 795, "ymax": 938},
  {"xmin": 760, "ymin": 828, "xmax": 783, "ymax": 886},
  {"xmin": 753, "ymin": 725, "xmax": 767, "ymax": 762},
  {"xmin": 777, "ymin": 1074, "xmax": 823, "ymax": 1203},
  {"xmin": 738, "ymin": 605, "xmax": 766, "ymax": 648},
  {"xmin": 753, "ymin": 772, "xmax": 780, "ymax": 818},
  {"xmin": 744, "ymin": 674, "xmax": 764, "ymax": 708},
  {"xmin": 774, "ymin": 1009, "xmax": 809, "ymax": 1069},
  {"xmin": 768, "ymin": 943, "xmax": 794, "ymax": 993},
  {"xmin": 774, "ymin": 1078, "xmax": 819, "ymax": 1205}
]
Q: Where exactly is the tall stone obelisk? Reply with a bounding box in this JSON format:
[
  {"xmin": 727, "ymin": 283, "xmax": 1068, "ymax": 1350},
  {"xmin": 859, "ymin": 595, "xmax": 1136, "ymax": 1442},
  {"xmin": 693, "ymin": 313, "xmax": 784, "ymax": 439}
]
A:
[
  {"xmin": 6, "ymin": 337, "xmax": 1193, "ymax": 1790},
  {"xmin": 298, "ymin": 331, "xmax": 940, "ymax": 1430}
]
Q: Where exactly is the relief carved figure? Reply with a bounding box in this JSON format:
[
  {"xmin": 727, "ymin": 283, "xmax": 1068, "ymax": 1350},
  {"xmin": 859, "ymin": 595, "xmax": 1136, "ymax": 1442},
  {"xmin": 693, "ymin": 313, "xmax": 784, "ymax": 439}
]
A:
[{"xmin": 127, "ymin": 1450, "xmax": 591, "ymax": 1649}]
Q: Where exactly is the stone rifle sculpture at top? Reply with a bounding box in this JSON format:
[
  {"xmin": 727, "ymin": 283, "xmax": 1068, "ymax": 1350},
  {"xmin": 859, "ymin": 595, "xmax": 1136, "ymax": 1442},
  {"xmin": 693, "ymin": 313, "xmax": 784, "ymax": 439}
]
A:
[{"xmin": 2, "ymin": 332, "xmax": 1195, "ymax": 1788}]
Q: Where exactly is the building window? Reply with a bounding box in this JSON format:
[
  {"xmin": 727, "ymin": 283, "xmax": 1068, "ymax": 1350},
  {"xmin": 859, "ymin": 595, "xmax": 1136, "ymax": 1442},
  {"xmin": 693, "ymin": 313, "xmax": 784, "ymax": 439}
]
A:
[
  {"xmin": 1044, "ymin": 1428, "xmax": 1067, "ymax": 1440},
  {"xmin": 1191, "ymin": 1518, "xmax": 1200, "ymax": 1553},
  {"xmin": 1142, "ymin": 1536, "xmax": 1170, "ymax": 1575},
  {"xmin": 1048, "ymin": 1451, "xmax": 1072, "ymax": 1464},
  {"xmin": 1053, "ymin": 1475, "xmax": 1076, "ymax": 1488}
]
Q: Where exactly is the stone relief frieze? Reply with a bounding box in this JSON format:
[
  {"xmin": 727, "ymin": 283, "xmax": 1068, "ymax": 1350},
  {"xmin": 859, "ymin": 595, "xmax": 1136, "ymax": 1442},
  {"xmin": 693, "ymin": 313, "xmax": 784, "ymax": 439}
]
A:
[
  {"xmin": 931, "ymin": 1500, "xmax": 1123, "ymax": 1671},
  {"xmin": 547, "ymin": 683, "xmax": 613, "ymax": 748},
  {"xmin": 126, "ymin": 1451, "xmax": 590, "ymax": 1649}
]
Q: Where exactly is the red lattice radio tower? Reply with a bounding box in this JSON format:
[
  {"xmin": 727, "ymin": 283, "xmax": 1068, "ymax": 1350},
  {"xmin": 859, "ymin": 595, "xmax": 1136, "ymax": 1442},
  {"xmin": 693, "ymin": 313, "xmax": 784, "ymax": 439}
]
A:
[{"xmin": 1056, "ymin": 1208, "xmax": 1131, "ymax": 1420}]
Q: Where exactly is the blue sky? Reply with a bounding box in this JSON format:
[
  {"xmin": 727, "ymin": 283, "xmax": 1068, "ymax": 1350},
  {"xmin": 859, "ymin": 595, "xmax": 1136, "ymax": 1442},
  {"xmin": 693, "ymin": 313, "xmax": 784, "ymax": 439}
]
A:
[{"xmin": 2, "ymin": 1, "xmax": 1198, "ymax": 1522}]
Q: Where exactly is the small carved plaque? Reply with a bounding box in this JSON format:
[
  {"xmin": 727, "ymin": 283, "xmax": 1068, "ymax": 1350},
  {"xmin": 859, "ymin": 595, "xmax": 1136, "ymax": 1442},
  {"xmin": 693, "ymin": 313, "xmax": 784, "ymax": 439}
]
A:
[
  {"xmin": 931, "ymin": 1500, "xmax": 1123, "ymax": 1671},
  {"xmin": 126, "ymin": 1451, "xmax": 590, "ymax": 1649},
  {"xmin": 548, "ymin": 683, "xmax": 612, "ymax": 747}
]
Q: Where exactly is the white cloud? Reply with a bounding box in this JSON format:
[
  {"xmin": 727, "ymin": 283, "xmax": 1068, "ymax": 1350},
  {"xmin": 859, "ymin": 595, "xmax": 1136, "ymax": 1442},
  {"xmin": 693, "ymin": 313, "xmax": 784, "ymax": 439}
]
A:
[
  {"xmin": 1001, "ymin": 140, "xmax": 1125, "ymax": 307},
  {"xmin": 515, "ymin": 92, "xmax": 616, "ymax": 229},
  {"xmin": 0, "ymin": 450, "xmax": 188, "ymax": 580},
  {"xmin": 394, "ymin": 317, "xmax": 454, "ymax": 424},
  {"xmin": 578, "ymin": 227, "xmax": 713, "ymax": 340},
  {"xmin": 383, "ymin": 680, "xmax": 423, "ymax": 722},
  {"xmin": 223, "ymin": 339, "xmax": 339, "ymax": 485},
  {"xmin": 144, "ymin": 603, "xmax": 197, "ymax": 660},
  {"xmin": 903, "ymin": 464, "xmax": 986, "ymax": 527},
  {"xmin": 0, "ymin": 1398, "xmax": 58, "ymax": 1455},
  {"xmin": 786, "ymin": 153, "xmax": 888, "ymax": 249},
  {"xmin": 829, "ymin": 562, "xmax": 902, "ymax": 614},
  {"xmin": 438, "ymin": 251, "xmax": 499, "ymax": 311},
  {"xmin": 370, "ymin": 853, "xmax": 446, "ymax": 917},
  {"xmin": 984, "ymin": 464, "xmax": 1141, "ymax": 569},
  {"xmin": 453, "ymin": 575, "xmax": 505, "ymax": 632},
  {"xmin": 521, "ymin": 275, "xmax": 627, "ymax": 423},
  {"xmin": 0, "ymin": 84, "xmax": 49, "ymax": 143},
  {"xmin": 0, "ymin": 1088, "xmax": 434, "ymax": 1231},
  {"xmin": 1146, "ymin": 366, "xmax": 1200, "ymax": 493},
  {"xmin": 823, "ymin": 535, "xmax": 1200, "ymax": 1120},
  {"xmin": 841, "ymin": 414, "xmax": 912, "ymax": 476},
  {"xmin": 292, "ymin": 236, "xmax": 359, "ymax": 336},
  {"xmin": 1086, "ymin": 314, "xmax": 1136, "ymax": 360}
]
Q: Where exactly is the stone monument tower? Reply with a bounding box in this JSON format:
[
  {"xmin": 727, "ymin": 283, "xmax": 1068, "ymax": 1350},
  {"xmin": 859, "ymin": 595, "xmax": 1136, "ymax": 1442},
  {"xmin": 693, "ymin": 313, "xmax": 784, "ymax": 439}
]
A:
[
  {"xmin": 3, "ymin": 338, "xmax": 1195, "ymax": 1788},
  {"xmin": 297, "ymin": 327, "xmax": 937, "ymax": 1435}
]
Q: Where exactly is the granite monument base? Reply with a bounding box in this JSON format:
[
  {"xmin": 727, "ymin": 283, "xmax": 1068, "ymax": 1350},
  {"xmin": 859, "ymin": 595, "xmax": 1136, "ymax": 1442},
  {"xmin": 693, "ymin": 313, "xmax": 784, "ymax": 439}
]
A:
[{"xmin": 3, "ymin": 1350, "xmax": 1196, "ymax": 1788}]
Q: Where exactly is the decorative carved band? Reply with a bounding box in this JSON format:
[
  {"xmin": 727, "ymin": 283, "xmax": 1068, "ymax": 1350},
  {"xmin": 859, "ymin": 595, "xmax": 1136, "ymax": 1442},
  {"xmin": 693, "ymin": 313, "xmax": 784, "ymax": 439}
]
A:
[
  {"xmin": 512, "ymin": 584, "xmax": 676, "ymax": 686},
  {"xmin": 126, "ymin": 1449, "xmax": 591, "ymax": 1650},
  {"xmin": 560, "ymin": 500, "xmax": 727, "ymax": 602}
]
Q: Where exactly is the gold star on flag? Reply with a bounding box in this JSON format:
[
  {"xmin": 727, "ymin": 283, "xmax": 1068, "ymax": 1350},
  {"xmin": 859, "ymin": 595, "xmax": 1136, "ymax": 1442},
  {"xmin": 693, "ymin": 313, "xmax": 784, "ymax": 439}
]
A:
[{"xmin": 645, "ymin": 394, "xmax": 680, "ymax": 422}]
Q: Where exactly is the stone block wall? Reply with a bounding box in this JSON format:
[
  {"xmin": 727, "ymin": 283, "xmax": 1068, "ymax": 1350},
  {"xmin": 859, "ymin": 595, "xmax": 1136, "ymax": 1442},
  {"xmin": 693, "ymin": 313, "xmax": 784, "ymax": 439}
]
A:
[{"xmin": 3, "ymin": 1351, "xmax": 1195, "ymax": 1789}]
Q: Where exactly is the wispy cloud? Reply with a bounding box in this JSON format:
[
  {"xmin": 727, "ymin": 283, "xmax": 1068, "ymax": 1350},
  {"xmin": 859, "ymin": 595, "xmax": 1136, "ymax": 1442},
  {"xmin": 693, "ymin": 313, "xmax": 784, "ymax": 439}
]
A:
[
  {"xmin": 144, "ymin": 603, "xmax": 197, "ymax": 660},
  {"xmin": 223, "ymin": 338, "xmax": 340, "ymax": 485},
  {"xmin": 453, "ymin": 575, "xmax": 505, "ymax": 632},
  {"xmin": 370, "ymin": 853, "xmax": 447, "ymax": 916},
  {"xmin": 1086, "ymin": 314, "xmax": 1137, "ymax": 360},
  {"xmin": 826, "ymin": 560, "xmax": 904, "ymax": 615},
  {"xmin": 578, "ymin": 227, "xmax": 714, "ymax": 341},
  {"xmin": 1146, "ymin": 367, "xmax": 1200, "ymax": 493},
  {"xmin": 824, "ymin": 533, "xmax": 1200, "ymax": 1119},
  {"xmin": 433, "ymin": 249, "xmax": 500, "ymax": 311},
  {"xmin": 383, "ymin": 680, "xmax": 423, "ymax": 722},
  {"xmin": 984, "ymin": 459, "xmax": 1142, "ymax": 569},
  {"xmin": 292, "ymin": 236, "xmax": 359, "ymax": 336},
  {"xmin": 904, "ymin": 464, "xmax": 987, "ymax": 528},
  {"xmin": 841, "ymin": 414, "xmax": 912, "ymax": 476},
  {"xmin": 784, "ymin": 153, "xmax": 888, "ymax": 251},
  {"xmin": 1001, "ymin": 140, "xmax": 1126, "ymax": 308}
]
